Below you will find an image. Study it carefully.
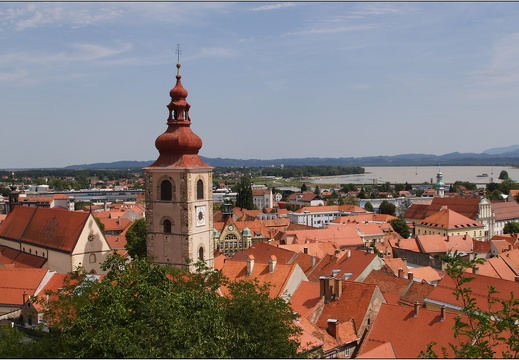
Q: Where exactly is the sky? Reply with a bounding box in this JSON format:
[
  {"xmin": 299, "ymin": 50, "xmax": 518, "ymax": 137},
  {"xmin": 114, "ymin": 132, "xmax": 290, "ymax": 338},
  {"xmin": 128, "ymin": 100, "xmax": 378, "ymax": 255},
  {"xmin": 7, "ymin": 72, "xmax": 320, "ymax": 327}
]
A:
[{"xmin": 1, "ymin": 1, "xmax": 519, "ymax": 169}]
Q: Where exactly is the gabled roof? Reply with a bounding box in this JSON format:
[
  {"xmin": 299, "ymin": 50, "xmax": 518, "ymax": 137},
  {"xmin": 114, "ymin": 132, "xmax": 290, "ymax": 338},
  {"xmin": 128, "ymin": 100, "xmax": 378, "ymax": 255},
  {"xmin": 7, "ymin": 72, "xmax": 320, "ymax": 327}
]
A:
[
  {"xmin": 284, "ymin": 225, "xmax": 363, "ymax": 248},
  {"xmin": 408, "ymin": 266, "xmax": 443, "ymax": 283},
  {"xmin": 316, "ymin": 281, "xmax": 380, "ymax": 336},
  {"xmin": 491, "ymin": 201, "xmax": 519, "ymax": 222},
  {"xmin": 290, "ymin": 281, "xmax": 323, "ymax": 322},
  {"xmin": 362, "ymin": 266, "xmax": 411, "ymax": 305},
  {"xmin": 399, "ymin": 281, "xmax": 436, "ymax": 306},
  {"xmin": 279, "ymin": 242, "xmax": 338, "ymax": 258},
  {"xmin": 0, "ymin": 207, "xmax": 90, "ymax": 253},
  {"xmin": 0, "ymin": 245, "xmax": 47, "ymax": 268},
  {"xmin": 404, "ymin": 202, "xmax": 431, "ymax": 220},
  {"xmin": 220, "ymin": 258, "xmax": 299, "ymax": 298},
  {"xmin": 465, "ymin": 256, "xmax": 517, "ymax": 281},
  {"xmin": 242, "ymin": 242, "xmax": 316, "ymax": 273},
  {"xmin": 427, "ymin": 197, "xmax": 481, "ymax": 219},
  {"xmin": 499, "ymin": 248, "xmax": 519, "ymax": 275},
  {"xmin": 419, "ymin": 207, "xmax": 483, "ymax": 229},
  {"xmin": 307, "ymin": 249, "xmax": 380, "ymax": 282},
  {"xmin": 358, "ymin": 303, "xmax": 463, "ymax": 358},
  {"xmin": 416, "ymin": 234, "xmax": 474, "ymax": 254},
  {"xmin": 0, "ymin": 268, "xmax": 50, "ymax": 306},
  {"xmin": 356, "ymin": 341, "xmax": 396, "ymax": 359},
  {"xmin": 426, "ymin": 272, "xmax": 519, "ymax": 312}
]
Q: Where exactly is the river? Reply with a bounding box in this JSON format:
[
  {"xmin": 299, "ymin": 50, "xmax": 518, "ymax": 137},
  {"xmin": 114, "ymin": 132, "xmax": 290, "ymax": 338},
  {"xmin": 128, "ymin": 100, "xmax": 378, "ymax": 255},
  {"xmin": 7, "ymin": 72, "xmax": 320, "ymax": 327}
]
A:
[{"xmin": 308, "ymin": 166, "xmax": 519, "ymax": 187}]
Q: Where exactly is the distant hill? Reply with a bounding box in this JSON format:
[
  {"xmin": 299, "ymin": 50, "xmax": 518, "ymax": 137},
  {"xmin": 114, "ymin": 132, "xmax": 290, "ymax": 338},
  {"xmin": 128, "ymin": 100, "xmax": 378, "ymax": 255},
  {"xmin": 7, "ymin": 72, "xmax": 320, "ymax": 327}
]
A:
[
  {"xmin": 483, "ymin": 145, "xmax": 519, "ymax": 155},
  {"xmin": 64, "ymin": 147, "xmax": 519, "ymax": 169}
]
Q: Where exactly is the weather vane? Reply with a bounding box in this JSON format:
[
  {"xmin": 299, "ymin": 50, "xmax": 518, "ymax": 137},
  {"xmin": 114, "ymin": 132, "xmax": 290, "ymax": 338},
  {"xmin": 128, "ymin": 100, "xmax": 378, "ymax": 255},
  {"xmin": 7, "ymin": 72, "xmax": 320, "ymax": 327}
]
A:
[{"xmin": 176, "ymin": 44, "xmax": 182, "ymax": 64}]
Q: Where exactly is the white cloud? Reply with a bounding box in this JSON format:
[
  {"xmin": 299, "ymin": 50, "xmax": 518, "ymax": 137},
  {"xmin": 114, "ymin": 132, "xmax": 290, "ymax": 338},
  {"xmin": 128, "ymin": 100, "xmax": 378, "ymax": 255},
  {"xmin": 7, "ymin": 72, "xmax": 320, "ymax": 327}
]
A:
[
  {"xmin": 284, "ymin": 23, "xmax": 377, "ymax": 37},
  {"xmin": 251, "ymin": 3, "xmax": 296, "ymax": 12}
]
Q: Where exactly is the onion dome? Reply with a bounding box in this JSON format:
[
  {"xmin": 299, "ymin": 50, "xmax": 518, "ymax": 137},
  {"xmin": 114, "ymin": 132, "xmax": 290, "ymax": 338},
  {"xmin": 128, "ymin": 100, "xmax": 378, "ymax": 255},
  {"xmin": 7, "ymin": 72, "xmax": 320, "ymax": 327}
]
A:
[{"xmin": 149, "ymin": 62, "xmax": 210, "ymax": 168}]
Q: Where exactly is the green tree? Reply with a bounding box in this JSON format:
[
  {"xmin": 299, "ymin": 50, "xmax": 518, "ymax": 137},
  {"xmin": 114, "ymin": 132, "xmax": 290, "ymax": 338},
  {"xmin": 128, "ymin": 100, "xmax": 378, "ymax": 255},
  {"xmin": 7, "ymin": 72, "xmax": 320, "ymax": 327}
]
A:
[
  {"xmin": 421, "ymin": 251, "xmax": 519, "ymax": 358},
  {"xmin": 389, "ymin": 219, "xmax": 410, "ymax": 239},
  {"xmin": 301, "ymin": 183, "xmax": 308, "ymax": 192},
  {"xmin": 343, "ymin": 196, "xmax": 359, "ymax": 206},
  {"xmin": 499, "ymin": 170, "xmax": 509, "ymax": 180},
  {"xmin": 234, "ymin": 176, "xmax": 254, "ymax": 210},
  {"xmin": 94, "ymin": 216, "xmax": 105, "ymax": 235},
  {"xmin": 379, "ymin": 200, "xmax": 396, "ymax": 216},
  {"xmin": 0, "ymin": 324, "xmax": 31, "ymax": 358},
  {"xmin": 364, "ymin": 202, "xmax": 374, "ymax": 212},
  {"xmin": 32, "ymin": 255, "xmax": 301, "ymax": 359},
  {"xmin": 504, "ymin": 221, "xmax": 519, "ymax": 234},
  {"xmin": 314, "ymin": 185, "xmax": 320, "ymax": 196},
  {"xmin": 125, "ymin": 218, "xmax": 147, "ymax": 259}
]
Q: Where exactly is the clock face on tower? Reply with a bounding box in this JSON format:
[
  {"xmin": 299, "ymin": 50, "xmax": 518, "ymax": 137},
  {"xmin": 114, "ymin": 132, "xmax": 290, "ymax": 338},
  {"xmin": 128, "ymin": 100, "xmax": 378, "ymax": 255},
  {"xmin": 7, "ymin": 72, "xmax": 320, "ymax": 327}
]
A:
[{"xmin": 196, "ymin": 205, "xmax": 206, "ymax": 226}]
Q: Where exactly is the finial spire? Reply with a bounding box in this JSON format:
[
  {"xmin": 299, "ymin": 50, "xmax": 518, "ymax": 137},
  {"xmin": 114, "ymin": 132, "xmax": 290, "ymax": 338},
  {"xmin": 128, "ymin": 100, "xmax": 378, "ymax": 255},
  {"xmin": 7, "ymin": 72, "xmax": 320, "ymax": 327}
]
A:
[{"xmin": 175, "ymin": 44, "xmax": 182, "ymax": 76}]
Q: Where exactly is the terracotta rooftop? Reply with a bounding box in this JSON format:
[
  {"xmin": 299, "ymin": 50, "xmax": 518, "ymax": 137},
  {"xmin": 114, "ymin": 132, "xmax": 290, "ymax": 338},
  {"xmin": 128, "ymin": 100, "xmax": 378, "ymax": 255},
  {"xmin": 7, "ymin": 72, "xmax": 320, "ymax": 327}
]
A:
[
  {"xmin": 416, "ymin": 234, "xmax": 474, "ymax": 254},
  {"xmin": 289, "ymin": 281, "xmax": 323, "ymax": 322},
  {"xmin": 0, "ymin": 268, "xmax": 50, "ymax": 306},
  {"xmin": 0, "ymin": 206, "xmax": 90, "ymax": 253},
  {"xmin": 465, "ymin": 256, "xmax": 517, "ymax": 281},
  {"xmin": 491, "ymin": 201, "xmax": 519, "ymax": 222},
  {"xmin": 358, "ymin": 303, "xmax": 464, "ymax": 358},
  {"xmin": 419, "ymin": 207, "xmax": 483, "ymax": 229},
  {"xmin": 307, "ymin": 249, "xmax": 380, "ymax": 282},
  {"xmin": 426, "ymin": 272, "xmax": 519, "ymax": 312},
  {"xmin": 362, "ymin": 266, "xmax": 411, "ymax": 305},
  {"xmin": 427, "ymin": 197, "xmax": 481, "ymax": 219},
  {"xmin": 0, "ymin": 245, "xmax": 47, "ymax": 268}
]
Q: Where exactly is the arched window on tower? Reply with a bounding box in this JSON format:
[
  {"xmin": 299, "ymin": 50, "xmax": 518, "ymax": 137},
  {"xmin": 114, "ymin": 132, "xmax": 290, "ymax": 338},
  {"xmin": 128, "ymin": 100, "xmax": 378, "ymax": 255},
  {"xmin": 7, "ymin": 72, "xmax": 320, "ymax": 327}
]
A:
[
  {"xmin": 160, "ymin": 180, "xmax": 173, "ymax": 201},
  {"xmin": 198, "ymin": 247, "xmax": 204, "ymax": 261},
  {"xmin": 163, "ymin": 219, "xmax": 172, "ymax": 233},
  {"xmin": 197, "ymin": 179, "xmax": 204, "ymax": 200}
]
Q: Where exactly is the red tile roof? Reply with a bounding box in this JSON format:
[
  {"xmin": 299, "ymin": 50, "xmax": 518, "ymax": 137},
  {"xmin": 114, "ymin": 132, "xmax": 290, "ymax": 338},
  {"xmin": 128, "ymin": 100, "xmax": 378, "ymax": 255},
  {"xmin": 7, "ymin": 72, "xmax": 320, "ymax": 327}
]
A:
[
  {"xmin": 358, "ymin": 303, "xmax": 464, "ymax": 358},
  {"xmin": 491, "ymin": 201, "xmax": 519, "ymax": 222},
  {"xmin": 316, "ymin": 281, "xmax": 380, "ymax": 337},
  {"xmin": 0, "ymin": 268, "xmax": 49, "ymax": 306},
  {"xmin": 419, "ymin": 208, "xmax": 483, "ymax": 229},
  {"xmin": 426, "ymin": 272, "xmax": 519, "ymax": 312},
  {"xmin": 0, "ymin": 245, "xmax": 47, "ymax": 268},
  {"xmin": 307, "ymin": 249, "xmax": 380, "ymax": 282},
  {"xmin": 220, "ymin": 257, "xmax": 299, "ymax": 298},
  {"xmin": 0, "ymin": 207, "xmax": 90, "ymax": 253},
  {"xmin": 416, "ymin": 234, "xmax": 474, "ymax": 253}
]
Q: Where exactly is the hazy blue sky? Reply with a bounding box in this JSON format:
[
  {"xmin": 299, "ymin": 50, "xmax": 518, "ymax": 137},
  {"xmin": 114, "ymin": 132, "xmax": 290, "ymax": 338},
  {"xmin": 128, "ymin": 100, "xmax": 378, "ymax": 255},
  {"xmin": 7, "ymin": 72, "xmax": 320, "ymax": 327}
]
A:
[{"xmin": 2, "ymin": 2, "xmax": 519, "ymax": 169}]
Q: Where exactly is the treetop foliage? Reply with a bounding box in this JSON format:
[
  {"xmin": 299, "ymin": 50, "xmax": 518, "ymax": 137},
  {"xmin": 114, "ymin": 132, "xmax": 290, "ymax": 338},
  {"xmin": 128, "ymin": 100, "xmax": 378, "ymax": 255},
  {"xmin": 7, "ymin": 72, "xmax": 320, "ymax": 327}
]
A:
[{"xmin": 15, "ymin": 254, "xmax": 302, "ymax": 359}]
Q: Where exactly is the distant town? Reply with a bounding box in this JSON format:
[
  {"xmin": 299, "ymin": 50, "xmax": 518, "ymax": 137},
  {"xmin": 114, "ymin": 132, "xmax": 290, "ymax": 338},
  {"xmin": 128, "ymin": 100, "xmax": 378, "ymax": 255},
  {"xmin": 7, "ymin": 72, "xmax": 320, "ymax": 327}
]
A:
[{"xmin": 2, "ymin": 64, "xmax": 519, "ymax": 358}]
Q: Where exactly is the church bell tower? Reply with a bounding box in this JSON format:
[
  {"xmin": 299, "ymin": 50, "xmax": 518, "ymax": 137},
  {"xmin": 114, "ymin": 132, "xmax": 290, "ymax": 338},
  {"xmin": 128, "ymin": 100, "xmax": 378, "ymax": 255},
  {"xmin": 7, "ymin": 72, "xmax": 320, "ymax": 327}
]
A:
[{"xmin": 144, "ymin": 60, "xmax": 214, "ymax": 271}]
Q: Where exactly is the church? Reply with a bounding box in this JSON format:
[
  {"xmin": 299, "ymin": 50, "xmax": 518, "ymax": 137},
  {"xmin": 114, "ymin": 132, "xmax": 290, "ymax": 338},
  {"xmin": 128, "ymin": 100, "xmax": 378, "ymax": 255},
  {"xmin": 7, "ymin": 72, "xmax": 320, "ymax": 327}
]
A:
[{"xmin": 144, "ymin": 61, "xmax": 214, "ymax": 271}]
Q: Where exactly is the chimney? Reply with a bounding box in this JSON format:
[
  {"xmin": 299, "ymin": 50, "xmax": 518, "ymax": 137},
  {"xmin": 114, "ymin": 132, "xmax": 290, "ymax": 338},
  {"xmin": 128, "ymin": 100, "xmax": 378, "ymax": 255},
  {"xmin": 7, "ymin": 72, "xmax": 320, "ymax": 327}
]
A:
[
  {"xmin": 408, "ymin": 271, "xmax": 414, "ymax": 282},
  {"xmin": 247, "ymin": 255, "xmax": 255, "ymax": 275},
  {"xmin": 446, "ymin": 235, "xmax": 450, "ymax": 242},
  {"xmin": 304, "ymin": 247, "xmax": 308, "ymax": 254},
  {"xmin": 347, "ymin": 249, "xmax": 351, "ymax": 259},
  {"xmin": 268, "ymin": 255, "xmax": 277, "ymax": 273},
  {"xmin": 441, "ymin": 305, "xmax": 446, "ymax": 321},
  {"xmin": 414, "ymin": 301, "xmax": 420, "ymax": 317},
  {"xmin": 320, "ymin": 276, "xmax": 332, "ymax": 303},
  {"xmin": 398, "ymin": 268, "xmax": 404, "ymax": 278},
  {"xmin": 327, "ymin": 319, "xmax": 339, "ymax": 338},
  {"xmin": 402, "ymin": 257, "xmax": 408, "ymax": 266},
  {"xmin": 22, "ymin": 291, "xmax": 27, "ymax": 304},
  {"xmin": 473, "ymin": 266, "xmax": 479, "ymax": 274},
  {"xmin": 311, "ymin": 256, "xmax": 316, "ymax": 267},
  {"xmin": 334, "ymin": 278, "xmax": 342, "ymax": 300},
  {"xmin": 397, "ymin": 238, "xmax": 401, "ymax": 247}
]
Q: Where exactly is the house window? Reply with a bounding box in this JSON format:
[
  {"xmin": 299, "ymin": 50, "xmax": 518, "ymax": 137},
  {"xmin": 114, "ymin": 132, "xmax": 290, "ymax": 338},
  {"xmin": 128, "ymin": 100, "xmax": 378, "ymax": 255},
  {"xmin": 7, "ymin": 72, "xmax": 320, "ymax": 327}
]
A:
[
  {"xmin": 345, "ymin": 347, "xmax": 350, "ymax": 357},
  {"xmin": 197, "ymin": 179, "xmax": 204, "ymax": 200},
  {"xmin": 163, "ymin": 219, "xmax": 172, "ymax": 233},
  {"xmin": 160, "ymin": 180, "xmax": 173, "ymax": 201},
  {"xmin": 198, "ymin": 247, "xmax": 204, "ymax": 261},
  {"xmin": 89, "ymin": 254, "xmax": 96, "ymax": 263}
]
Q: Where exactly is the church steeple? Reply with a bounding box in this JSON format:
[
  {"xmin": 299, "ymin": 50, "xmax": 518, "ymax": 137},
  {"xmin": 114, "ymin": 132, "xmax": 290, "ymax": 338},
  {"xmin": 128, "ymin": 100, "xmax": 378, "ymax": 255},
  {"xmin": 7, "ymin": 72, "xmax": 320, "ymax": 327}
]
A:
[
  {"xmin": 151, "ymin": 61, "xmax": 208, "ymax": 168},
  {"xmin": 435, "ymin": 167, "xmax": 445, "ymax": 198},
  {"xmin": 144, "ymin": 53, "xmax": 214, "ymax": 272}
]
